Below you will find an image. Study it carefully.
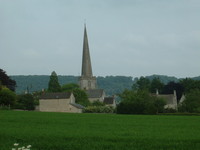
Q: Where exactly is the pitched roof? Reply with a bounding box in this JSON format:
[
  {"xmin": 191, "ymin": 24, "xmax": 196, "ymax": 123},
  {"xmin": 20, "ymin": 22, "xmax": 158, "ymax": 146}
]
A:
[
  {"xmin": 104, "ymin": 97, "xmax": 115, "ymax": 104},
  {"xmin": 70, "ymin": 103, "xmax": 85, "ymax": 109},
  {"xmin": 40, "ymin": 92, "xmax": 72, "ymax": 99},
  {"xmin": 86, "ymin": 89, "xmax": 104, "ymax": 98}
]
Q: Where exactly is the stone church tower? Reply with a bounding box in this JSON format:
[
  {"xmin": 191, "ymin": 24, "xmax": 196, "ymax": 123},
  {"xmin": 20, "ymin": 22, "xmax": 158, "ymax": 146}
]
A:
[{"xmin": 79, "ymin": 25, "xmax": 97, "ymax": 90}]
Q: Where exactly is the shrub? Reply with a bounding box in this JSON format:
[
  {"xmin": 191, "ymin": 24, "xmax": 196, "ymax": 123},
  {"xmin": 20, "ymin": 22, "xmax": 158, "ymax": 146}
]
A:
[
  {"xmin": 164, "ymin": 108, "xmax": 177, "ymax": 113},
  {"xmin": 0, "ymin": 88, "xmax": 16, "ymax": 107},
  {"xmin": 117, "ymin": 90, "xmax": 166, "ymax": 114},
  {"xmin": 91, "ymin": 100, "xmax": 105, "ymax": 106},
  {"xmin": 178, "ymin": 89, "xmax": 200, "ymax": 113},
  {"xmin": 84, "ymin": 106, "xmax": 114, "ymax": 113},
  {"xmin": 15, "ymin": 94, "xmax": 35, "ymax": 110}
]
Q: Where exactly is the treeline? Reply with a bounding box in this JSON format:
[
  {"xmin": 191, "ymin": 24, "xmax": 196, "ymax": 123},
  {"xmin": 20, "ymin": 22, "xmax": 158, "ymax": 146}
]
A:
[
  {"xmin": 10, "ymin": 75, "xmax": 134, "ymax": 95},
  {"xmin": 11, "ymin": 74, "xmax": 200, "ymax": 96}
]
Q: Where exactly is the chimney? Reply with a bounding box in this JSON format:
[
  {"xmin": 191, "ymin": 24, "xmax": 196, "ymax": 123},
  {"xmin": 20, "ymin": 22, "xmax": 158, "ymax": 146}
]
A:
[
  {"xmin": 156, "ymin": 89, "xmax": 159, "ymax": 95},
  {"xmin": 173, "ymin": 90, "xmax": 177, "ymax": 97}
]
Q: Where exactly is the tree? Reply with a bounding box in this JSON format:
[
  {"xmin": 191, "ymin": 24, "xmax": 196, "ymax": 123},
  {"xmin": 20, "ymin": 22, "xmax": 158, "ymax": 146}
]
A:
[
  {"xmin": 61, "ymin": 83, "xmax": 79, "ymax": 92},
  {"xmin": 180, "ymin": 78, "xmax": 200, "ymax": 94},
  {"xmin": 117, "ymin": 89, "xmax": 166, "ymax": 114},
  {"xmin": 153, "ymin": 97, "xmax": 166, "ymax": 113},
  {"xmin": 16, "ymin": 94, "xmax": 35, "ymax": 110},
  {"xmin": 162, "ymin": 81, "xmax": 184, "ymax": 101},
  {"xmin": 150, "ymin": 77, "xmax": 164, "ymax": 93},
  {"xmin": 132, "ymin": 76, "xmax": 151, "ymax": 91},
  {"xmin": 0, "ymin": 69, "xmax": 16, "ymax": 91},
  {"xmin": 61, "ymin": 83, "xmax": 90, "ymax": 107},
  {"xmin": 0, "ymin": 88, "xmax": 16, "ymax": 107},
  {"xmin": 48, "ymin": 71, "xmax": 61, "ymax": 92},
  {"xmin": 179, "ymin": 89, "xmax": 200, "ymax": 113},
  {"xmin": 72, "ymin": 88, "xmax": 90, "ymax": 106}
]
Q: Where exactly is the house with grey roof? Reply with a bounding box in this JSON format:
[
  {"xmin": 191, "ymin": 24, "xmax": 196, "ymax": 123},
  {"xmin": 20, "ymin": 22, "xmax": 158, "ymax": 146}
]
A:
[
  {"xmin": 39, "ymin": 92, "xmax": 84, "ymax": 113},
  {"xmin": 85, "ymin": 89, "xmax": 105, "ymax": 103},
  {"xmin": 155, "ymin": 90, "xmax": 178, "ymax": 110}
]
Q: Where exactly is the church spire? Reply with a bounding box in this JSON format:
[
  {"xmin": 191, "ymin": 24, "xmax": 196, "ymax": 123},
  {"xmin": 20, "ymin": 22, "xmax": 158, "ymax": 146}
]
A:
[
  {"xmin": 79, "ymin": 25, "xmax": 97, "ymax": 90},
  {"xmin": 81, "ymin": 24, "xmax": 93, "ymax": 77}
]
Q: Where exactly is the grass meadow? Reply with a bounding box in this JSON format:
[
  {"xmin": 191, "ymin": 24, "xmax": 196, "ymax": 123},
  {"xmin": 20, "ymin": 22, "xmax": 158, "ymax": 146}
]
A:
[{"xmin": 0, "ymin": 111, "xmax": 200, "ymax": 150}]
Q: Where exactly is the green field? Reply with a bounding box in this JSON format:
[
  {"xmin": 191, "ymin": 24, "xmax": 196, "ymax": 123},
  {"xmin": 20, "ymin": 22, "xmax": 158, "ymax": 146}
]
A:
[{"xmin": 0, "ymin": 111, "xmax": 200, "ymax": 150}]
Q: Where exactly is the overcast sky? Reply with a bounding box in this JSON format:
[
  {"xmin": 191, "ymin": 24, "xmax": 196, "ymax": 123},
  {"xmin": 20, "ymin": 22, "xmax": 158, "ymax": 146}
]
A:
[{"xmin": 0, "ymin": 0, "xmax": 200, "ymax": 78}]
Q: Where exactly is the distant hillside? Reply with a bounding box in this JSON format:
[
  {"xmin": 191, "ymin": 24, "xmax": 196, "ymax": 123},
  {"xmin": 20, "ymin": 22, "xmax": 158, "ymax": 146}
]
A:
[
  {"xmin": 10, "ymin": 75, "xmax": 133, "ymax": 95},
  {"xmin": 10, "ymin": 75, "xmax": 200, "ymax": 95}
]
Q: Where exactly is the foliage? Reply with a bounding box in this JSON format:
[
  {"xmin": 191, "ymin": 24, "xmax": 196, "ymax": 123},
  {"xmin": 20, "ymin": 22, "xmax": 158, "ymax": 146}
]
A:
[
  {"xmin": 60, "ymin": 83, "xmax": 90, "ymax": 107},
  {"xmin": 150, "ymin": 77, "xmax": 164, "ymax": 93},
  {"xmin": 84, "ymin": 106, "xmax": 114, "ymax": 113},
  {"xmin": 162, "ymin": 81, "xmax": 184, "ymax": 101},
  {"xmin": 0, "ymin": 88, "xmax": 16, "ymax": 107},
  {"xmin": 164, "ymin": 108, "xmax": 177, "ymax": 113},
  {"xmin": 10, "ymin": 75, "xmax": 200, "ymax": 97},
  {"xmin": 0, "ymin": 111, "xmax": 200, "ymax": 150},
  {"xmin": 179, "ymin": 89, "xmax": 200, "ymax": 113},
  {"xmin": 0, "ymin": 69, "xmax": 16, "ymax": 91},
  {"xmin": 10, "ymin": 75, "xmax": 133, "ymax": 95},
  {"xmin": 73, "ymin": 88, "xmax": 90, "ymax": 107},
  {"xmin": 48, "ymin": 71, "xmax": 61, "ymax": 92},
  {"xmin": 132, "ymin": 77, "xmax": 185, "ymax": 101},
  {"xmin": 132, "ymin": 76, "xmax": 151, "ymax": 91},
  {"xmin": 180, "ymin": 78, "xmax": 200, "ymax": 93},
  {"xmin": 117, "ymin": 90, "xmax": 166, "ymax": 114},
  {"xmin": 97, "ymin": 76, "xmax": 133, "ymax": 95},
  {"xmin": 15, "ymin": 94, "xmax": 35, "ymax": 110},
  {"xmin": 91, "ymin": 100, "xmax": 105, "ymax": 106},
  {"xmin": 61, "ymin": 83, "xmax": 79, "ymax": 92}
]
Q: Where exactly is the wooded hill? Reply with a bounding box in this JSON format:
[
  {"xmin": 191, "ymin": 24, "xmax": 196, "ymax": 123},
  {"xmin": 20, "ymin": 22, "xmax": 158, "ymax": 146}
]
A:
[{"xmin": 10, "ymin": 75, "xmax": 200, "ymax": 95}]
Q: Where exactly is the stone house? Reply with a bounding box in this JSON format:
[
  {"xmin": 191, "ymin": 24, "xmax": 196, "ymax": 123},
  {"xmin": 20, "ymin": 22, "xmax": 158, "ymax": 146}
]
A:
[
  {"xmin": 155, "ymin": 90, "xmax": 178, "ymax": 110},
  {"xmin": 39, "ymin": 92, "xmax": 84, "ymax": 113}
]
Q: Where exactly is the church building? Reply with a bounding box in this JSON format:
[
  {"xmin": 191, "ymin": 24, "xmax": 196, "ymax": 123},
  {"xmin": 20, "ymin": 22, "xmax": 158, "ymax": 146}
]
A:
[{"xmin": 79, "ymin": 25, "xmax": 116, "ymax": 107}]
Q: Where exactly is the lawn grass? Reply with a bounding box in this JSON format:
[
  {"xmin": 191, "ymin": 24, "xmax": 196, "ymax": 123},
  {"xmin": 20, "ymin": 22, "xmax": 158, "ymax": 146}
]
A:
[{"xmin": 0, "ymin": 110, "xmax": 200, "ymax": 150}]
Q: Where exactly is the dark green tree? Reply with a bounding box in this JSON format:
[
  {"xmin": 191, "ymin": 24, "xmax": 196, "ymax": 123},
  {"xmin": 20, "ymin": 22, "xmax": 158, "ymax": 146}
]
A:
[
  {"xmin": 16, "ymin": 94, "xmax": 35, "ymax": 110},
  {"xmin": 0, "ymin": 88, "xmax": 16, "ymax": 107},
  {"xmin": 117, "ymin": 89, "xmax": 165, "ymax": 114},
  {"xmin": 61, "ymin": 83, "xmax": 79, "ymax": 92},
  {"xmin": 73, "ymin": 88, "xmax": 90, "ymax": 106},
  {"xmin": 150, "ymin": 77, "xmax": 164, "ymax": 93},
  {"xmin": 0, "ymin": 69, "xmax": 16, "ymax": 91},
  {"xmin": 48, "ymin": 71, "xmax": 61, "ymax": 92},
  {"xmin": 179, "ymin": 89, "xmax": 200, "ymax": 113},
  {"xmin": 162, "ymin": 81, "xmax": 184, "ymax": 101},
  {"xmin": 153, "ymin": 97, "xmax": 166, "ymax": 113},
  {"xmin": 61, "ymin": 83, "xmax": 90, "ymax": 107},
  {"xmin": 180, "ymin": 78, "xmax": 200, "ymax": 94},
  {"xmin": 132, "ymin": 76, "xmax": 151, "ymax": 91}
]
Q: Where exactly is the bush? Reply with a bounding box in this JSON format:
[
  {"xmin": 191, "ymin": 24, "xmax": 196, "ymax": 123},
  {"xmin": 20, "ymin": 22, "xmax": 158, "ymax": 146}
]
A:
[
  {"xmin": 178, "ymin": 89, "xmax": 200, "ymax": 113},
  {"xmin": 84, "ymin": 106, "xmax": 114, "ymax": 113},
  {"xmin": 164, "ymin": 108, "xmax": 177, "ymax": 113},
  {"xmin": 117, "ymin": 90, "xmax": 166, "ymax": 114},
  {"xmin": 91, "ymin": 100, "xmax": 105, "ymax": 106},
  {"xmin": 0, "ymin": 88, "xmax": 16, "ymax": 107},
  {"xmin": 15, "ymin": 94, "xmax": 35, "ymax": 110}
]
